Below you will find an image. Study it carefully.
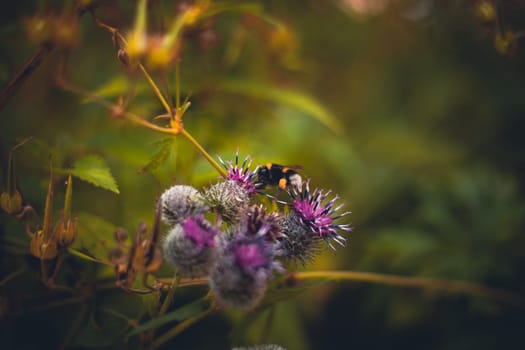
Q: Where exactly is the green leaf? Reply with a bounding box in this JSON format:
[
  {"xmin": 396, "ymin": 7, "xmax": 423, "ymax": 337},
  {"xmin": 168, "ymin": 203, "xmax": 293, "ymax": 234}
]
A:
[
  {"xmin": 216, "ymin": 79, "xmax": 343, "ymax": 133},
  {"xmin": 71, "ymin": 211, "xmax": 117, "ymax": 261},
  {"xmin": 138, "ymin": 137, "xmax": 174, "ymax": 174},
  {"xmin": 82, "ymin": 76, "xmax": 148, "ymax": 102},
  {"xmin": 127, "ymin": 298, "xmax": 211, "ymax": 338},
  {"xmin": 71, "ymin": 155, "xmax": 119, "ymax": 194}
]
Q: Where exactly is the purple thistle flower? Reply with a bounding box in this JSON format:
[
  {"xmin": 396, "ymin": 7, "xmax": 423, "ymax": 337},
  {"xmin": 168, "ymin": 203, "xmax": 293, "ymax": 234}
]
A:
[
  {"xmin": 289, "ymin": 180, "xmax": 351, "ymax": 249},
  {"xmin": 241, "ymin": 205, "xmax": 285, "ymax": 241},
  {"xmin": 182, "ymin": 215, "xmax": 219, "ymax": 248},
  {"xmin": 162, "ymin": 216, "xmax": 221, "ymax": 278},
  {"xmin": 280, "ymin": 214, "xmax": 322, "ymax": 265},
  {"xmin": 209, "ymin": 234, "xmax": 283, "ymax": 310},
  {"xmin": 218, "ymin": 152, "xmax": 258, "ymax": 195}
]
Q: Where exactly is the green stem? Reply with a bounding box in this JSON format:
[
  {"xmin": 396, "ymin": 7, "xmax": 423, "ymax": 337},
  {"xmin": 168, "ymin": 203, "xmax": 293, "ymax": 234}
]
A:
[
  {"xmin": 42, "ymin": 161, "xmax": 54, "ymax": 237},
  {"xmin": 175, "ymin": 61, "xmax": 180, "ymax": 111},
  {"xmin": 139, "ymin": 64, "xmax": 173, "ymax": 116},
  {"xmin": 158, "ymin": 275, "xmax": 180, "ymax": 317},
  {"xmin": 292, "ymin": 270, "xmax": 525, "ymax": 308},
  {"xmin": 152, "ymin": 303, "xmax": 217, "ymax": 349},
  {"xmin": 181, "ymin": 129, "xmax": 227, "ymax": 178},
  {"xmin": 134, "ymin": 0, "xmax": 148, "ymax": 33},
  {"xmin": 63, "ymin": 174, "xmax": 73, "ymax": 221}
]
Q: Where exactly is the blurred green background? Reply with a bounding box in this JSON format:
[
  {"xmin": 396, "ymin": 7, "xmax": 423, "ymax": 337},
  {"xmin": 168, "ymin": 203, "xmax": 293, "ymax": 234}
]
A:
[{"xmin": 1, "ymin": 0, "xmax": 525, "ymax": 349}]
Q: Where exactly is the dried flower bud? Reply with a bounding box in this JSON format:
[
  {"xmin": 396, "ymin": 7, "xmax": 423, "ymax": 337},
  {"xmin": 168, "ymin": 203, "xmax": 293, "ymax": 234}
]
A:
[
  {"xmin": 54, "ymin": 217, "xmax": 78, "ymax": 247},
  {"xmin": 474, "ymin": 0, "xmax": 496, "ymax": 24},
  {"xmin": 494, "ymin": 31, "xmax": 517, "ymax": 56},
  {"xmin": 1, "ymin": 190, "xmax": 22, "ymax": 215},
  {"xmin": 29, "ymin": 230, "xmax": 58, "ymax": 260},
  {"xmin": 114, "ymin": 228, "xmax": 128, "ymax": 243},
  {"xmin": 51, "ymin": 15, "xmax": 80, "ymax": 50},
  {"xmin": 23, "ymin": 14, "xmax": 54, "ymax": 46},
  {"xmin": 117, "ymin": 48, "xmax": 130, "ymax": 66},
  {"xmin": 160, "ymin": 185, "xmax": 208, "ymax": 225},
  {"xmin": 162, "ymin": 216, "xmax": 221, "ymax": 278}
]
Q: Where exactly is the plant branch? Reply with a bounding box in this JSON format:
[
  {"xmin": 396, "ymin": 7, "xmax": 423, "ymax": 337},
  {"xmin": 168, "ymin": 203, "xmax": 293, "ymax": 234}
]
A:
[
  {"xmin": 290, "ymin": 270, "xmax": 525, "ymax": 308},
  {"xmin": 181, "ymin": 129, "xmax": 227, "ymax": 178},
  {"xmin": 152, "ymin": 302, "xmax": 217, "ymax": 349}
]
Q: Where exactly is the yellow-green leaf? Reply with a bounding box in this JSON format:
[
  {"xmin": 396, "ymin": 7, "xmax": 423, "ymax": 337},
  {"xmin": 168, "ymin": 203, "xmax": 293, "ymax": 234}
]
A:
[
  {"xmin": 216, "ymin": 79, "xmax": 343, "ymax": 133},
  {"xmin": 72, "ymin": 155, "xmax": 119, "ymax": 194}
]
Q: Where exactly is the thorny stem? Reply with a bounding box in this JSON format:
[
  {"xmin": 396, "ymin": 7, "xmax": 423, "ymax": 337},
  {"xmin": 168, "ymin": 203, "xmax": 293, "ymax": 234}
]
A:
[
  {"xmin": 152, "ymin": 300, "xmax": 218, "ymax": 349},
  {"xmin": 291, "ymin": 270, "xmax": 525, "ymax": 309}
]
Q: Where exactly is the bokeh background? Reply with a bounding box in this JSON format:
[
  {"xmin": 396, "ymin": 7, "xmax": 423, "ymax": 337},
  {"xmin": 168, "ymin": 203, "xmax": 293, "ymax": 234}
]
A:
[{"xmin": 1, "ymin": 0, "xmax": 525, "ymax": 349}]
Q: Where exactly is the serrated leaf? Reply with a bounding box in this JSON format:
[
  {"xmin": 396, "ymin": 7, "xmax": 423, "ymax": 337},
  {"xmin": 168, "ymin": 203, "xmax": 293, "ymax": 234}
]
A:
[
  {"xmin": 71, "ymin": 155, "xmax": 119, "ymax": 194},
  {"xmin": 127, "ymin": 298, "xmax": 211, "ymax": 338},
  {"xmin": 138, "ymin": 137, "xmax": 174, "ymax": 174},
  {"xmin": 216, "ymin": 79, "xmax": 342, "ymax": 133}
]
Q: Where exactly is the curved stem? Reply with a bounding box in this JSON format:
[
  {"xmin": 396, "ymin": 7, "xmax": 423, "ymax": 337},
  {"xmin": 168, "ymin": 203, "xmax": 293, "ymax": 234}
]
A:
[
  {"xmin": 181, "ymin": 129, "xmax": 227, "ymax": 178},
  {"xmin": 152, "ymin": 302, "xmax": 217, "ymax": 349},
  {"xmin": 291, "ymin": 270, "xmax": 525, "ymax": 308}
]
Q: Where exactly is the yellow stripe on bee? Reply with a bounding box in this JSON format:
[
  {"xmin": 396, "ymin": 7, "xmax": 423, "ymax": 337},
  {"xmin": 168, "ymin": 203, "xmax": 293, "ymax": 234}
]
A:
[
  {"xmin": 266, "ymin": 163, "xmax": 272, "ymax": 169},
  {"xmin": 279, "ymin": 178, "xmax": 287, "ymax": 189},
  {"xmin": 282, "ymin": 167, "xmax": 289, "ymax": 173}
]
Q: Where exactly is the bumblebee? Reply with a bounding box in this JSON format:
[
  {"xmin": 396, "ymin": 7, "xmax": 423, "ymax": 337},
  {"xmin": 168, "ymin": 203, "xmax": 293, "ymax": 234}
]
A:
[{"xmin": 256, "ymin": 163, "xmax": 303, "ymax": 190}]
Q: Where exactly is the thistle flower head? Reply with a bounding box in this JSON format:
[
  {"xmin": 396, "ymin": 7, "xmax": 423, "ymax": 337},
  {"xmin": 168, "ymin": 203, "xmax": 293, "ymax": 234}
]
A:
[
  {"xmin": 209, "ymin": 234, "xmax": 283, "ymax": 310},
  {"xmin": 289, "ymin": 180, "xmax": 351, "ymax": 249},
  {"xmin": 227, "ymin": 234, "xmax": 283, "ymax": 278},
  {"xmin": 162, "ymin": 216, "xmax": 221, "ymax": 278},
  {"xmin": 160, "ymin": 185, "xmax": 208, "ymax": 226},
  {"xmin": 242, "ymin": 205, "xmax": 284, "ymax": 241},
  {"xmin": 280, "ymin": 214, "xmax": 322, "ymax": 265},
  {"xmin": 218, "ymin": 152, "xmax": 258, "ymax": 195},
  {"xmin": 202, "ymin": 180, "xmax": 251, "ymax": 224},
  {"xmin": 181, "ymin": 215, "xmax": 220, "ymax": 248}
]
